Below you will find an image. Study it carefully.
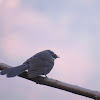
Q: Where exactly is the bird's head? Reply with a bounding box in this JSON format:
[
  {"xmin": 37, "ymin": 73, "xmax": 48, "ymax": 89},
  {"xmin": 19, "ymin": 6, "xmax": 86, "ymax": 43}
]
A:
[{"xmin": 47, "ymin": 50, "xmax": 59, "ymax": 59}]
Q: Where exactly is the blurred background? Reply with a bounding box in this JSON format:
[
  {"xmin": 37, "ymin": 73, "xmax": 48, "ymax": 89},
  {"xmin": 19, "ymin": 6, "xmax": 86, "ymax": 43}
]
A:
[{"xmin": 0, "ymin": 0, "xmax": 100, "ymax": 100}]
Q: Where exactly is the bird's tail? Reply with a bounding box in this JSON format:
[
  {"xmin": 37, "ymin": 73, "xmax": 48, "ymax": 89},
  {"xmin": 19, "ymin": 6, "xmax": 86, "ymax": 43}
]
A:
[{"xmin": 0, "ymin": 64, "xmax": 29, "ymax": 78}]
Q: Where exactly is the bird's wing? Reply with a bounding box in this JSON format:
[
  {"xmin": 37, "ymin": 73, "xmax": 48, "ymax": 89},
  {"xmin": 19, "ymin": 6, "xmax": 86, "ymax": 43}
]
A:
[{"xmin": 28, "ymin": 55, "xmax": 54, "ymax": 78}]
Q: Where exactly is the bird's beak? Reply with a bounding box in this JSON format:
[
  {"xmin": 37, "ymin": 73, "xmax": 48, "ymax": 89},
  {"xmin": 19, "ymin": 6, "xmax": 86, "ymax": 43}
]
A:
[{"xmin": 57, "ymin": 56, "xmax": 60, "ymax": 58}]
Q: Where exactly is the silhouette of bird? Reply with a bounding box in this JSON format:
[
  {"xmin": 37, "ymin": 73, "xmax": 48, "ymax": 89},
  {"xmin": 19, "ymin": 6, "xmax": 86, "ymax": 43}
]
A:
[{"xmin": 0, "ymin": 50, "xmax": 59, "ymax": 78}]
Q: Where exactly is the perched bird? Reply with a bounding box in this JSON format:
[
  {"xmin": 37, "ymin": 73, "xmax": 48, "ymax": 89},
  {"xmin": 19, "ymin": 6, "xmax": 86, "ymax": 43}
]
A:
[{"xmin": 0, "ymin": 50, "xmax": 59, "ymax": 78}]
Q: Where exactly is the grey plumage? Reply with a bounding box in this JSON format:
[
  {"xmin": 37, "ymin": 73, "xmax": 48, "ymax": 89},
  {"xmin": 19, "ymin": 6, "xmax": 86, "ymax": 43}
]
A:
[{"xmin": 0, "ymin": 50, "xmax": 59, "ymax": 78}]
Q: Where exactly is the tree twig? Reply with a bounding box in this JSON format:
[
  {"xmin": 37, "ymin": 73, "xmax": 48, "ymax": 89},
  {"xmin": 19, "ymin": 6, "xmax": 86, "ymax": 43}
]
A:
[{"xmin": 0, "ymin": 63, "xmax": 100, "ymax": 100}]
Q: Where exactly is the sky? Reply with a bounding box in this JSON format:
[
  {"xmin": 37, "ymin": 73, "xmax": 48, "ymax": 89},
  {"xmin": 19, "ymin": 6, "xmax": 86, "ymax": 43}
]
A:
[{"xmin": 0, "ymin": 0, "xmax": 100, "ymax": 100}]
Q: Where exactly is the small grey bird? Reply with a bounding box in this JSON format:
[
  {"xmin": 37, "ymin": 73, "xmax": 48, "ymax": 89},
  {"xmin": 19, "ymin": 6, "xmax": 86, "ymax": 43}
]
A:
[{"xmin": 0, "ymin": 50, "xmax": 59, "ymax": 78}]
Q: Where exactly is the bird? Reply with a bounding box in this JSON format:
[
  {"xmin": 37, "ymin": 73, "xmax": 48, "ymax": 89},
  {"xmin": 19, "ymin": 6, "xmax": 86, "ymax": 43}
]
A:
[{"xmin": 0, "ymin": 50, "xmax": 59, "ymax": 78}]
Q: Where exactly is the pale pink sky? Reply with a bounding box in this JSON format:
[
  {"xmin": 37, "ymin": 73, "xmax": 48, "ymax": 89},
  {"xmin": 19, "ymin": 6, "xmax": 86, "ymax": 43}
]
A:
[{"xmin": 0, "ymin": 0, "xmax": 100, "ymax": 100}]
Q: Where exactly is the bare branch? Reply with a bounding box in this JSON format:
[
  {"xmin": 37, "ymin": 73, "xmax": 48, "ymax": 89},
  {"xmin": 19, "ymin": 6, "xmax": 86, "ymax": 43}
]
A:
[{"xmin": 0, "ymin": 63, "xmax": 100, "ymax": 100}]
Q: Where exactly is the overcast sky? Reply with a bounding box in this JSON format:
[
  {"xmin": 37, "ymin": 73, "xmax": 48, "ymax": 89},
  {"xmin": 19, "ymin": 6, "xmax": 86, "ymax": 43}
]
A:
[{"xmin": 0, "ymin": 0, "xmax": 100, "ymax": 100}]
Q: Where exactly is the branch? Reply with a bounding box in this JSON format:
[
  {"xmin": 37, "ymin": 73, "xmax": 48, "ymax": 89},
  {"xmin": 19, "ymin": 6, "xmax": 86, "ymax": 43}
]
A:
[{"xmin": 0, "ymin": 63, "xmax": 100, "ymax": 100}]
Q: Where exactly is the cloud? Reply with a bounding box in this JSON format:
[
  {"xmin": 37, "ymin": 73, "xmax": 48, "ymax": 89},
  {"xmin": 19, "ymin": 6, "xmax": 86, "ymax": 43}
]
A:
[
  {"xmin": 2, "ymin": 0, "xmax": 20, "ymax": 8},
  {"xmin": 1, "ymin": 33, "xmax": 25, "ymax": 56},
  {"xmin": 0, "ymin": 0, "xmax": 71, "ymax": 58}
]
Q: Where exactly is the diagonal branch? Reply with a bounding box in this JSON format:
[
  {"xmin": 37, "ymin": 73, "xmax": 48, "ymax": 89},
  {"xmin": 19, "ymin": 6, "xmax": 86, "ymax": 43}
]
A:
[{"xmin": 0, "ymin": 63, "xmax": 100, "ymax": 100}]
